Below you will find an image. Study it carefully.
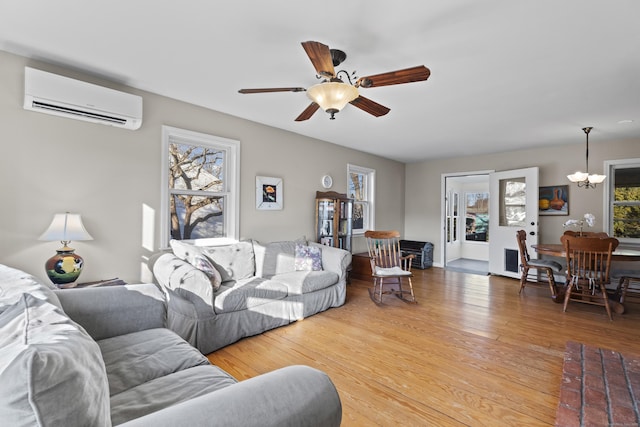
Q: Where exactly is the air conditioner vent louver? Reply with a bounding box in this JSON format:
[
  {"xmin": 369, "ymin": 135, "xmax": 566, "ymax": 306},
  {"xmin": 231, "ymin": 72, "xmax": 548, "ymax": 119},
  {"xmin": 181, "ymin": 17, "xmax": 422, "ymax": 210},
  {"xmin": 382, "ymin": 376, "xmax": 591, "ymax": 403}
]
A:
[
  {"xmin": 24, "ymin": 67, "xmax": 142, "ymax": 130},
  {"xmin": 31, "ymin": 101, "xmax": 128, "ymax": 125}
]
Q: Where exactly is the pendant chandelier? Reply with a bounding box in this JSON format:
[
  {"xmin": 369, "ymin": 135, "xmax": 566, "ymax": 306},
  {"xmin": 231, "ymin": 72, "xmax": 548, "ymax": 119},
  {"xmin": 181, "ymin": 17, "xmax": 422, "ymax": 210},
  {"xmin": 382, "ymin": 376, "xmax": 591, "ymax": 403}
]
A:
[{"xmin": 567, "ymin": 127, "xmax": 606, "ymax": 189}]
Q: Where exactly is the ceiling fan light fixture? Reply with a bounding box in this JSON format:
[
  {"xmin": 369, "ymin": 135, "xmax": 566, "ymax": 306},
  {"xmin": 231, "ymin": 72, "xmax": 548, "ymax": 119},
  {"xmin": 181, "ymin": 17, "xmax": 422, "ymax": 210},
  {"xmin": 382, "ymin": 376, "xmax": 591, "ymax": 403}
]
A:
[{"xmin": 307, "ymin": 82, "xmax": 359, "ymax": 119}]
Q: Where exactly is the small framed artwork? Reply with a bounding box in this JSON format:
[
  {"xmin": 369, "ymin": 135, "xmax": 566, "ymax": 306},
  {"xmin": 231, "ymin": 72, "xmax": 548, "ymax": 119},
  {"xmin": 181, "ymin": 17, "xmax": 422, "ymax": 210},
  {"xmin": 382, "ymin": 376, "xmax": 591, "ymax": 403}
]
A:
[
  {"xmin": 539, "ymin": 185, "xmax": 569, "ymax": 216},
  {"xmin": 256, "ymin": 176, "xmax": 283, "ymax": 210}
]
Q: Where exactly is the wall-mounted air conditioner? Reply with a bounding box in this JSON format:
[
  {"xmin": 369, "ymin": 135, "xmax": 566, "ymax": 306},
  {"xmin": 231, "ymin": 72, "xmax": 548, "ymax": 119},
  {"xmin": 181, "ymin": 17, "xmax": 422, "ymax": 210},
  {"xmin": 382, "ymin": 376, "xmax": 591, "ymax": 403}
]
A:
[{"xmin": 24, "ymin": 67, "xmax": 143, "ymax": 130}]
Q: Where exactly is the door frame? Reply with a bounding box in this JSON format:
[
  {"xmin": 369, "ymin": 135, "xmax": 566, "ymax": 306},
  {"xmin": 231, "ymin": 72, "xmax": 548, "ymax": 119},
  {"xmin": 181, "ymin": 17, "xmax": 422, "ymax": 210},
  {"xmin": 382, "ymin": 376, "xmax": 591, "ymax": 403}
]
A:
[{"xmin": 440, "ymin": 170, "xmax": 493, "ymax": 269}]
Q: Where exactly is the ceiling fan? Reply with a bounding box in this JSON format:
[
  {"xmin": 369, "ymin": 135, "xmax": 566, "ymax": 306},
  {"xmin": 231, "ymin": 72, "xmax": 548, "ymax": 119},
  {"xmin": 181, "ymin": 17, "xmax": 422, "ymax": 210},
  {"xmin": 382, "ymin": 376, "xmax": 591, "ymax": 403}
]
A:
[{"xmin": 238, "ymin": 41, "xmax": 430, "ymax": 121}]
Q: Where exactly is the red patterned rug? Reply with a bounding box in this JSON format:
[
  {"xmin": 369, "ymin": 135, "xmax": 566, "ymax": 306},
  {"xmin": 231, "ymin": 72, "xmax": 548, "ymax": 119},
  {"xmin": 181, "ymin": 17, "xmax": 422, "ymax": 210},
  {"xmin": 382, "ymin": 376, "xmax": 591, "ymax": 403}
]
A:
[{"xmin": 556, "ymin": 341, "xmax": 640, "ymax": 426}]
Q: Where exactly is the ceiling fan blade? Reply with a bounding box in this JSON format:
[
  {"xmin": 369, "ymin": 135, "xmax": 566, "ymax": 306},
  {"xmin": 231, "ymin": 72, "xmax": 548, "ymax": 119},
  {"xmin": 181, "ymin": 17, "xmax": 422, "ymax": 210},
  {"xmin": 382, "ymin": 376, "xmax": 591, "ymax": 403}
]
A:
[
  {"xmin": 349, "ymin": 96, "xmax": 390, "ymax": 117},
  {"xmin": 238, "ymin": 87, "xmax": 306, "ymax": 94},
  {"xmin": 294, "ymin": 103, "xmax": 320, "ymax": 121},
  {"xmin": 357, "ymin": 65, "xmax": 431, "ymax": 88},
  {"xmin": 301, "ymin": 41, "xmax": 335, "ymax": 78}
]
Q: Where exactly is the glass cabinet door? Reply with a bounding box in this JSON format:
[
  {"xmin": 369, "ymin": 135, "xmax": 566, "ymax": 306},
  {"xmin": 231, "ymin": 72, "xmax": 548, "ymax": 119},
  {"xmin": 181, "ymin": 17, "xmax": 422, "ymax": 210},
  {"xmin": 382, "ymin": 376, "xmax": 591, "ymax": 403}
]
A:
[{"xmin": 316, "ymin": 191, "xmax": 353, "ymax": 251}]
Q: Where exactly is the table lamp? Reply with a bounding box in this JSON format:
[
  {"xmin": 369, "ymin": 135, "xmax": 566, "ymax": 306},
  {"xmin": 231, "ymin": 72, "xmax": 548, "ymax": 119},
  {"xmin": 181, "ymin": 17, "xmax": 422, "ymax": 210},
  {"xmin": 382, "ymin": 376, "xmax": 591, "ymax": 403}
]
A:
[{"xmin": 39, "ymin": 212, "xmax": 93, "ymax": 287}]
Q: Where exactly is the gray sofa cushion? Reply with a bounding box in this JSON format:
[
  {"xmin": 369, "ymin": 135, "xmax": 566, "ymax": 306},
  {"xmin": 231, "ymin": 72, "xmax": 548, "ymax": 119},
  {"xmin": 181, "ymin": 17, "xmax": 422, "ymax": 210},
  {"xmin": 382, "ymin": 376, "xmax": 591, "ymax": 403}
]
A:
[
  {"xmin": 0, "ymin": 294, "xmax": 110, "ymax": 427},
  {"xmin": 214, "ymin": 277, "xmax": 288, "ymax": 314},
  {"xmin": 98, "ymin": 328, "xmax": 210, "ymax": 396},
  {"xmin": 0, "ymin": 263, "xmax": 62, "ymax": 310},
  {"xmin": 202, "ymin": 241, "xmax": 255, "ymax": 282},
  {"xmin": 272, "ymin": 271, "xmax": 340, "ymax": 294},
  {"xmin": 110, "ymin": 365, "xmax": 238, "ymax": 425}
]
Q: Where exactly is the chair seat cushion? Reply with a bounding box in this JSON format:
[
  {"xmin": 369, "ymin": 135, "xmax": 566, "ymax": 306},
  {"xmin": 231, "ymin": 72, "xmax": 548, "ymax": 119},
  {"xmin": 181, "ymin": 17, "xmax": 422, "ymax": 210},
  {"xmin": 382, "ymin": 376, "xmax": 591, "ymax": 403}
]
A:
[
  {"xmin": 373, "ymin": 266, "xmax": 412, "ymax": 277},
  {"xmin": 528, "ymin": 259, "xmax": 563, "ymax": 272},
  {"xmin": 610, "ymin": 269, "xmax": 640, "ymax": 279}
]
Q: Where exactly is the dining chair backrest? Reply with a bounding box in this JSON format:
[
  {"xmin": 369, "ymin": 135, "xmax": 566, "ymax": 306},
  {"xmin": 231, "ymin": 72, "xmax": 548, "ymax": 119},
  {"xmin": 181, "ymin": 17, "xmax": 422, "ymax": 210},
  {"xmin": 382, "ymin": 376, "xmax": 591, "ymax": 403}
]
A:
[
  {"xmin": 516, "ymin": 230, "xmax": 531, "ymax": 265},
  {"xmin": 561, "ymin": 234, "xmax": 619, "ymax": 286}
]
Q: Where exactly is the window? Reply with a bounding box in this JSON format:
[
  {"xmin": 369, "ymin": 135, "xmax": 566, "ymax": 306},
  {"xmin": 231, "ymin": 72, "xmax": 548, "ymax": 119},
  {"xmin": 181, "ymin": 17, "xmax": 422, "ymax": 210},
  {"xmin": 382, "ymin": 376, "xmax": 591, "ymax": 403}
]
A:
[
  {"xmin": 347, "ymin": 164, "xmax": 375, "ymax": 234},
  {"xmin": 499, "ymin": 178, "xmax": 526, "ymax": 227},
  {"xmin": 161, "ymin": 126, "xmax": 239, "ymax": 247},
  {"xmin": 446, "ymin": 191, "xmax": 459, "ymax": 243},
  {"xmin": 604, "ymin": 159, "xmax": 640, "ymax": 244},
  {"xmin": 465, "ymin": 192, "xmax": 489, "ymax": 242}
]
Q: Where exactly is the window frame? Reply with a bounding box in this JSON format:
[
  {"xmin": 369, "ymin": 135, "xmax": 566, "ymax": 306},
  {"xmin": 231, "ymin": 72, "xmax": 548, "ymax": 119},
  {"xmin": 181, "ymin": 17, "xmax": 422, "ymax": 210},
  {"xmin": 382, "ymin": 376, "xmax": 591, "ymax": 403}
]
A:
[
  {"xmin": 160, "ymin": 126, "xmax": 240, "ymax": 248},
  {"xmin": 604, "ymin": 158, "xmax": 640, "ymax": 245},
  {"xmin": 347, "ymin": 164, "xmax": 375, "ymax": 235}
]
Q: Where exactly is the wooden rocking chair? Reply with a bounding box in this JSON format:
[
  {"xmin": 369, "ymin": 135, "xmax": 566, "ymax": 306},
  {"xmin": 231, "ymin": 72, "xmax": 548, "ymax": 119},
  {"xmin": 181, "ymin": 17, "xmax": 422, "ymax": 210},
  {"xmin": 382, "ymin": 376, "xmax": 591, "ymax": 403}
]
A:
[{"xmin": 364, "ymin": 230, "xmax": 416, "ymax": 304}]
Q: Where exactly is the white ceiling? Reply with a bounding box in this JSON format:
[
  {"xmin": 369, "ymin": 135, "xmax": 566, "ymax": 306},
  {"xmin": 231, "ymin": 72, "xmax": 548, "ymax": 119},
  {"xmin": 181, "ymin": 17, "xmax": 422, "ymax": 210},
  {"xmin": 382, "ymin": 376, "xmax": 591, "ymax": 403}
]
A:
[{"xmin": 1, "ymin": 0, "xmax": 639, "ymax": 163}]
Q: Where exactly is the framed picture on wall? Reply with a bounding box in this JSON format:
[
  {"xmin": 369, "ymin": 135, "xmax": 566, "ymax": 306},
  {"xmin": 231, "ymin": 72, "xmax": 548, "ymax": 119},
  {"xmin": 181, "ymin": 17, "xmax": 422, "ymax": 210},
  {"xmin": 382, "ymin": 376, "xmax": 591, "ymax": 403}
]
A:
[
  {"xmin": 539, "ymin": 185, "xmax": 569, "ymax": 216},
  {"xmin": 256, "ymin": 176, "xmax": 283, "ymax": 210}
]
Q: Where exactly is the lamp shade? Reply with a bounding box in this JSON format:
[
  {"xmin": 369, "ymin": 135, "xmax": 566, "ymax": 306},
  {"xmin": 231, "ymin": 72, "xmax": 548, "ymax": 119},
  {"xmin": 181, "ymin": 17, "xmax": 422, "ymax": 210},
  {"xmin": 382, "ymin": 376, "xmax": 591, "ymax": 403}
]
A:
[
  {"xmin": 567, "ymin": 172, "xmax": 589, "ymax": 183},
  {"xmin": 39, "ymin": 213, "xmax": 93, "ymax": 243},
  {"xmin": 587, "ymin": 174, "xmax": 606, "ymax": 184},
  {"xmin": 307, "ymin": 82, "xmax": 359, "ymax": 113}
]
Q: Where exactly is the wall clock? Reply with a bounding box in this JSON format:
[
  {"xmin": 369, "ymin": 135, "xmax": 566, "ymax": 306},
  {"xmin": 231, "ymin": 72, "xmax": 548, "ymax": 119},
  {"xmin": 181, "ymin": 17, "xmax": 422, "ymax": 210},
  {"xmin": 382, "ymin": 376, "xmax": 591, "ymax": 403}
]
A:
[{"xmin": 321, "ymin": 175, "xmax": 333, "ymax": 189}]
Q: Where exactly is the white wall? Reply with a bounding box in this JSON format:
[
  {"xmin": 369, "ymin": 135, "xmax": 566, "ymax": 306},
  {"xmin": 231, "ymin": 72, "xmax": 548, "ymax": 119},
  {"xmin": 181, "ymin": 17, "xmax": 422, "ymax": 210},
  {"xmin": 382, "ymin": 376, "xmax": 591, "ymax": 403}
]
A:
[
  {"xmin": 0, "ymin": 50, "xmax": 405, "ymax": 284},
  {"xmin": 405, "ymin": 139, "xmax": 640, "ymax": 267}
]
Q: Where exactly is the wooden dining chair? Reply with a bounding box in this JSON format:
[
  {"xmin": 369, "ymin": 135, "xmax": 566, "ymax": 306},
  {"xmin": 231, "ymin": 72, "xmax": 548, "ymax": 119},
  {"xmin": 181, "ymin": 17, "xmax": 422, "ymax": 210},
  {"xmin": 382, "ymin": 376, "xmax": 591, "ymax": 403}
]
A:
[
  {"xmin": 364, "ymin": 230, "xmax": 416, "ymax": 304},
  {"xmin": 561, "ymin": 234, "xmax": 619, "ymax": 320},
  {"xmin": 516, "ymin": 230, "xmax": 563, "ymax": 300},
  {"xmin": 610, "ymin": 270, "xmax": 640, "ymax": 304}
]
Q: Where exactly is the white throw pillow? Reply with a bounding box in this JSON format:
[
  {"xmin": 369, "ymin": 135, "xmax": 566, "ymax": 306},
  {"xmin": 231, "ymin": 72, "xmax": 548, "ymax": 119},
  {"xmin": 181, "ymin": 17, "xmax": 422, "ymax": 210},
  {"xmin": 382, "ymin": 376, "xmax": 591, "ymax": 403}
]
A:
[
  {"xmin": 170, "ymin": 240, "xmax": 223, "ymax": 290},
  {"xmin": 294, "ymin": 243, "xmax": 323, "ymax": 271}
]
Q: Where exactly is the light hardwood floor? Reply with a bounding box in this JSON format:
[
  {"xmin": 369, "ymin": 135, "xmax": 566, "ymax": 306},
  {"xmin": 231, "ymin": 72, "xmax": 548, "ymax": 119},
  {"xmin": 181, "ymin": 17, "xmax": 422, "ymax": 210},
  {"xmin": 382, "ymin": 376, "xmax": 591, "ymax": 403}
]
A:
[{"xmin": 207, "ymin": 268, "xmax": 640, "ymax": 426}]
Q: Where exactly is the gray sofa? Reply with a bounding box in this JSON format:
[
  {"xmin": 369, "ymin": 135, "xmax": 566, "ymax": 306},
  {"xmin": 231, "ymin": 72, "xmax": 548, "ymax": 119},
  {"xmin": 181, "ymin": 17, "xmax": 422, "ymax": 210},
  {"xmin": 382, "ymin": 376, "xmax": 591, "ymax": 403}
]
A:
[
  {"xmin": 151, "ymin": 239, "xmax": 351, "ymax": 354},
  {"xmin": 0, "ymin": 264, "xmax": 342, "ymax": 426}
]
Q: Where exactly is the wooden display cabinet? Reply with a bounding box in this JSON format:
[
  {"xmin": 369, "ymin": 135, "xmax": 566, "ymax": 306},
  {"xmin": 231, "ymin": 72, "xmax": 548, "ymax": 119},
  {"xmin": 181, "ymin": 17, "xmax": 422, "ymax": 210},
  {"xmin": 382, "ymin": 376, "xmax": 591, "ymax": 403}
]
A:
[{"xmin": 315, "ymin": 191, "xmax": 353, "ymax": 252}]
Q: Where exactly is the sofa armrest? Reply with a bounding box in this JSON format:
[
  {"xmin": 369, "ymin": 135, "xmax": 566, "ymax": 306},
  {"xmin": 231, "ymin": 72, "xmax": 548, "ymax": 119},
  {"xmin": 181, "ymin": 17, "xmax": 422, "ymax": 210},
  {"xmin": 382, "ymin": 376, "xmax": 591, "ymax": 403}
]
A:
[
  {"xmin": 151, "ymin": 253, "xmax": 215, "ymax": 308},
  {"xmin": 309, "ymin": 242, "xmax": 352, "ymax": 282},
  {"xmin": 55, "ymin": 284, "xmax": 166, "ymax": 340},
  {"xmin": 150, "ymin": 252, "xmax": 221, "ymax": 348},
  {"xmin": 118, "ymin": 365, "xmax": 341, "ymax": 427}
]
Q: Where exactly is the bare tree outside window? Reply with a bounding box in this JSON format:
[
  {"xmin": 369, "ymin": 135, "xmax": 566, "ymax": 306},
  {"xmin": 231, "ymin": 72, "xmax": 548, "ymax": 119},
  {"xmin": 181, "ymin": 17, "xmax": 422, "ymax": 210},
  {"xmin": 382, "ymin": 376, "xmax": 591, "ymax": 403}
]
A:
[
  {"xmin": 161, "ymin": 126, "xmax": 239, "ymax": 247},
  {"xmin": 168, "ymin": 142, "xmax": 226, "ymax": 240}
]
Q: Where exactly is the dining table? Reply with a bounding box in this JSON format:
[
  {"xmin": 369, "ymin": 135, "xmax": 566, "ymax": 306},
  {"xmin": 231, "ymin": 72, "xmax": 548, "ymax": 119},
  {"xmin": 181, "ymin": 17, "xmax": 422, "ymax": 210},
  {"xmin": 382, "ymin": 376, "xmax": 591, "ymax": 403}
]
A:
[
  {"xmin": 532, "ymin": 243, "xmax": 640, "ymax": 261},
  {"xmin": 531, "ymin": 243, "xmax": 640, "ymax": 313}
]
